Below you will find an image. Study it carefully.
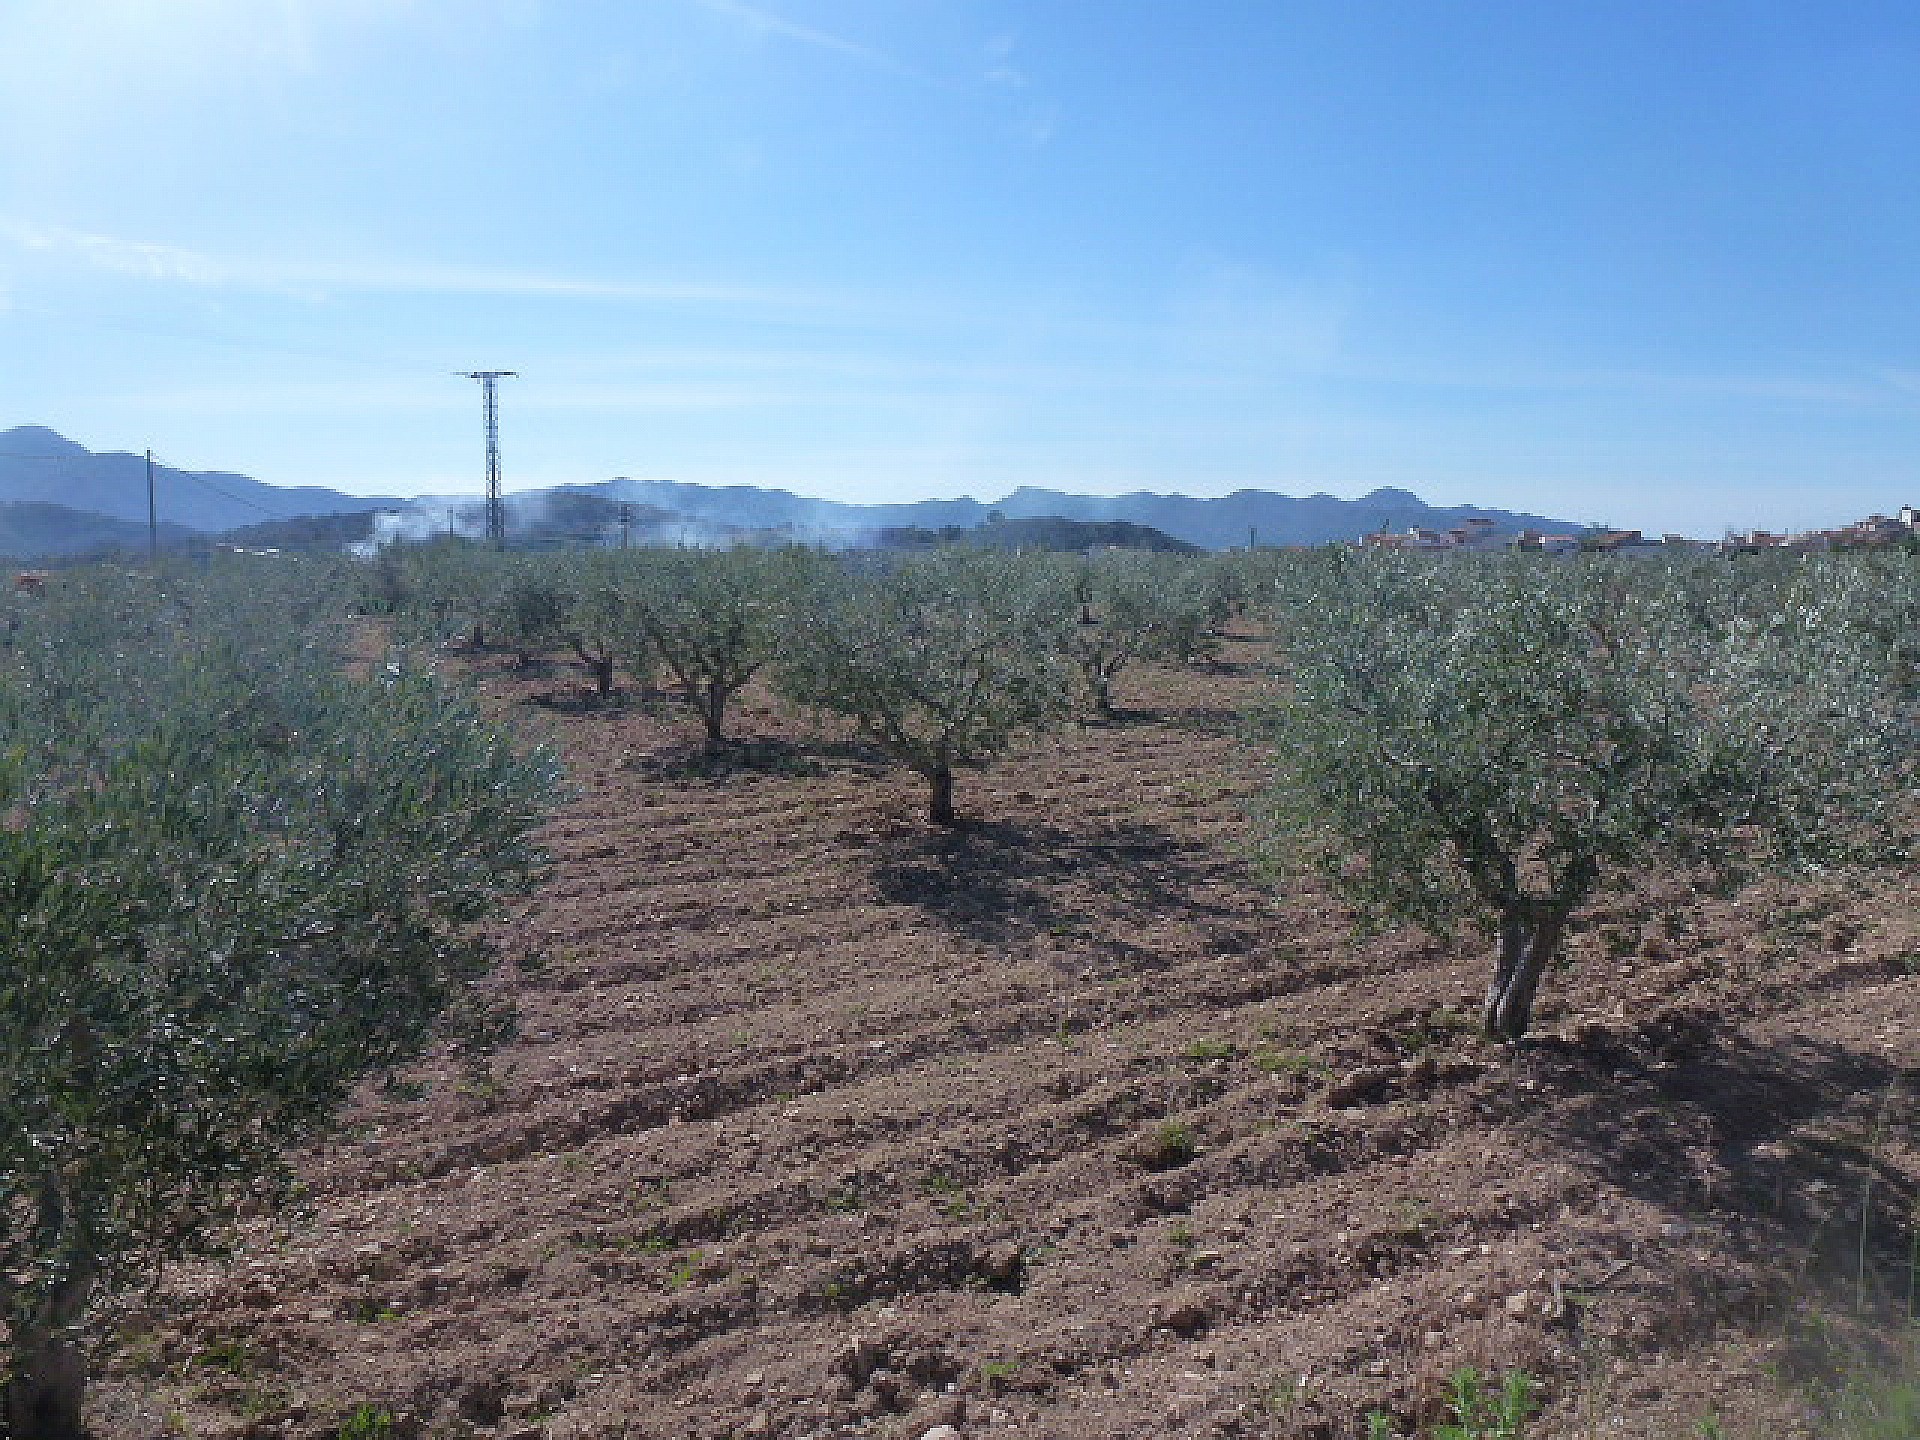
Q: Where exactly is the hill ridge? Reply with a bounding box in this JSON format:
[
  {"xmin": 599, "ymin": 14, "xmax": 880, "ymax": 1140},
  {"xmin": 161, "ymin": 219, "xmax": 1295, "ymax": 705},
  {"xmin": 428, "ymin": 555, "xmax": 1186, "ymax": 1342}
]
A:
[
  {"xmin": 3, "ymin": 425, "xmax": 1586, "ymax": 551},
  {"xmin": 0, "ymin": 426, "xmax": 401, "ymax": 534}
]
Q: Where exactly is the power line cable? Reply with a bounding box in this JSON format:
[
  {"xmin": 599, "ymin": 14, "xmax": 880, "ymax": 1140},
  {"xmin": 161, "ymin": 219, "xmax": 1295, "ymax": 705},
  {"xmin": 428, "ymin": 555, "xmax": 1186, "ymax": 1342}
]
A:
[
  {"xmin": 148, "ymin": 454, "xmax": 298, "ymax": 520},
  {"xmin": 0, "ymin": 449, "xmax": 296, "ymax": 524}
]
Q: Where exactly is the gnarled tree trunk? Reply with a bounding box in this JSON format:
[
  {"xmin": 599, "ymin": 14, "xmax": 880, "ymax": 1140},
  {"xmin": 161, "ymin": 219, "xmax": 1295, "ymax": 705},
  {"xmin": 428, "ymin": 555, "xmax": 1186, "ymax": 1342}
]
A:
[
  {"xmin": 1483, "ymin": 910, "xmax": 1566, "ymax": 1042},
  {"xmin": 6, "ymin": 1268, "xmax": 92, "ymax": 1440},
  {"xmin": 701, "ymin": 685, "xmax": 730, "ymax": 753},
  {"xmin": 1091, "ymin": 672, "xmax": 1114, "ymax": 717},
  {"xmin": 570, "ymin": 641, "xmax": 615, "ymax": 697},
  {"xmin": 927, "ymin": 763, "xmax": 956, "ymax": 826},
  {"xmin": 6, "ymin": 1332, "xmax": 87, "ymax": 1440}
]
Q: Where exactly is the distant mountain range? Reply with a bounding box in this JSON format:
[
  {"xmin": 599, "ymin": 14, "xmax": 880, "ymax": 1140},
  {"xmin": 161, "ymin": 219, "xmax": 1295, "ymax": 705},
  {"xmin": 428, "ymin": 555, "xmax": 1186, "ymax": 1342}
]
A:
[
  {"xmin": 0, "ymin": 425, "xmax": 1584, "ymax": 558},
  {"xmin": 573, "ymin": 478, "xmax": 1580, "ymax": 551},
  {"xmin": 0, "ymin": 426, "xmax": 397, "ymax": 535}
]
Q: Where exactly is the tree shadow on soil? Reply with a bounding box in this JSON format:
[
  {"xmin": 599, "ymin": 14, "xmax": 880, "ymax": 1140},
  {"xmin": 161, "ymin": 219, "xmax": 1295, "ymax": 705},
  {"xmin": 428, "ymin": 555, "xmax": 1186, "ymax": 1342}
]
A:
[
  {"xmin": 529, "ymin": 685, "xmax": 644, "ymax": 715},
  {"xmin": 1166, "ymin": 703, "xmax": 1251, "ymax": 738},
  {"xmin": 867, "ymin": 817, "xmax": 1254, "ymax": 949},
  {"xmin": 1079, "ymin": 699, "xmax": 1246, "ymax": 735},
  {"xmin": 1080, "ymin": 705, "xmax": 1160, "ymax": 728},
  {"xmin": 623, "ymin": 736, "xmax": 889, "ymax": 784},
  {"xmin": 1512, "ymin": 1008, "xmax": 1918, "ymax": 1298}
]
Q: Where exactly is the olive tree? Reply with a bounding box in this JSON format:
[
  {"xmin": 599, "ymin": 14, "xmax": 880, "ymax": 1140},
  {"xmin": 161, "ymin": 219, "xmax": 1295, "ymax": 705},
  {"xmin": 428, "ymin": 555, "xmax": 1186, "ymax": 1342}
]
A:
[
  {"xmin": 0, "ymin": 562, "xmax": 558, "ymax": 1439},
  {"xmin": 777, "ymin": 548, "xmax": 1073, "ymax": 824},
  {"xmin": 1255, "ymin": 550, "xmax": 1909, "ymax": 1042},
  {"xmin": 537, "ymin": 554, "xmax": 655, "ymax": 698},
  {"xmin": 485, "ymin": 558, "xmax": 576, "ymax": 667},
  {"xmin": 1064, "ymin": 551, "xmax": 1217, "ymax": 715},
  {"xmin": 1839, "ymin": 550, "xmax": 1920, "ymax": 699},
  {"xmin": 381, "ymin": 539, "xmax": 504, "ymax": 650},
  {"xmin": 628, "ymin": 546, "xmax": 811, "ymax": 750},
  {"xmin": 560, "ymin": 567, "xmax": 631, "ymax": 695}
]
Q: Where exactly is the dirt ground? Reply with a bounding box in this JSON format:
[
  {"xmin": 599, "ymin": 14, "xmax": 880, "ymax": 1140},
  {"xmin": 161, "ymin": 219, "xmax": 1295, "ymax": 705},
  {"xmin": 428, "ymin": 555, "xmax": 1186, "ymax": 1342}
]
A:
[{"xmin": 91, "ymin": 631, "xmax": 1919, "ymax": 1440}]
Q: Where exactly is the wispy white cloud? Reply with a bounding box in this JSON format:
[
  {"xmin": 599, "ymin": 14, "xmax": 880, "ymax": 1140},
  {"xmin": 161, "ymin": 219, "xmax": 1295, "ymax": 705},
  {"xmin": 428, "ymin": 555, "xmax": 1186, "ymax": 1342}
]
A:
[
  {"xmin": 1003, "ymin": 99, "xmax": 1059, "ymax": 148},
  {"xmin": 977, "ymin": 31, "xmax": 1057, "ymax": 146},
  {"xmin": 693, "ymin": 0, "xmax": 941, "ymax": 85},
  {"xmin": 690, "ymin": 5, "xmax": 1055, "ymax": 143},
  {"xmin": 3, "ymin": 220, "xmax": 227, "ymax": 284},
  {"xmin": 0, "ymin": 219, "xmax": 826, "ymax": 312},
  {"xmin": 982, "ymin": 31, "xmax": 1027, "ymax": 89},
  {"xmin": 14, "ymin": 218, "xmax": 1905, "ymax": 425}
]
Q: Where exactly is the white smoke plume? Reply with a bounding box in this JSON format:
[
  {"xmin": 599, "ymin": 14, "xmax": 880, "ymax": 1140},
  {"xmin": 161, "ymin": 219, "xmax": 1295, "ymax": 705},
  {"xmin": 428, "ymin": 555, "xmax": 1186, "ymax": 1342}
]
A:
[{"xmin": 347, "ymin": 503, "xmax": 485, "ymax": 556}]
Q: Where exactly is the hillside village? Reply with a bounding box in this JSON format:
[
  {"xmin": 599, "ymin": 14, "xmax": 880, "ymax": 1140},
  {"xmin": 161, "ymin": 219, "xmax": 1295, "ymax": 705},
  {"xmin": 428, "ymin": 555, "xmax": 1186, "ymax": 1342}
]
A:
[{"xmin": 1358, "ymin": 504, "xmax": 1920, "ymax": 554}]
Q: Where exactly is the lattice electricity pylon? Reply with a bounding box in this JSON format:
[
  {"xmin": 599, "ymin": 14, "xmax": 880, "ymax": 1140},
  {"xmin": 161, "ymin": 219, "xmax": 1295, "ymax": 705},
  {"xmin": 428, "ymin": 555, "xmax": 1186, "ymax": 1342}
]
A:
[{"xmin": 458, "ymin": 370, "xmax": 518, "ymax": 546}]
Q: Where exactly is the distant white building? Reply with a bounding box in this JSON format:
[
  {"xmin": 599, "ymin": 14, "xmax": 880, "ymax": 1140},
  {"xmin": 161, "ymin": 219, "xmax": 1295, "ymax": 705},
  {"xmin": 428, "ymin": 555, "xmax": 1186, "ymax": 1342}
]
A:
[
  {"xmin": 1721, "ymin": 504, "xmax": 1918, "ymax": 552},
  {"xmin": 1358, "ymin": 516, "xmax": 1509, "ymax": 551},
  {"xmin": 1451, "ymin": 517, "xmax": 1508, "ymax": 552},
  {"xmin": 1513, "ymin": 529, "xmax": 1583, "ymax": 554}
]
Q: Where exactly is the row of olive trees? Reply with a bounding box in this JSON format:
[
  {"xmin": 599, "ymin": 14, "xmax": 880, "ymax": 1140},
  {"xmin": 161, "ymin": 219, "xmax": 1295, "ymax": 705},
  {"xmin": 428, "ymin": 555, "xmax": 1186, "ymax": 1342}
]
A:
[
  {"xmin": 361, "ymin": 542, "xmax": 1246, "ymax": 819},
  {"xmin": 774, "ymin": 547, "xmax": 1244, "ymax": 820},
  {"xmin": 0, "ymin": 560, "xmax": 559, "ymax": 1439},
  {"xmin": 365, "ymin": 539, "xmax": 1916, "ymax": 1049}
]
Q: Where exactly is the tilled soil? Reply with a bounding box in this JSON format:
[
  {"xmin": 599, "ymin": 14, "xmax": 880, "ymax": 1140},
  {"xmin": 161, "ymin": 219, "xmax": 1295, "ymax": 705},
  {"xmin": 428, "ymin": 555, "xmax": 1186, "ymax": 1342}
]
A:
[{"xmin": 93, "ymin": 634, "xmax": 1919, "ymax": 1439}]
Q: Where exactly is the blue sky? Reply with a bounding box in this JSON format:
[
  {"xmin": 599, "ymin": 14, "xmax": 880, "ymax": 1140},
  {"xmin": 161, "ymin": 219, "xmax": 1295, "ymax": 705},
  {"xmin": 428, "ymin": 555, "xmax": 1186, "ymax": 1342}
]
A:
[{"xmin": 2, "ymin": 1, "xmax": 1917, "ymax": 536}]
